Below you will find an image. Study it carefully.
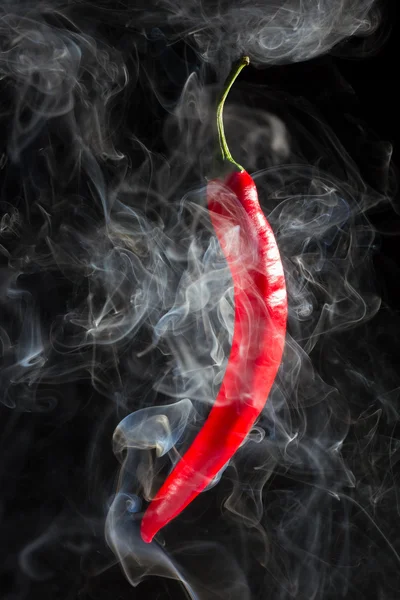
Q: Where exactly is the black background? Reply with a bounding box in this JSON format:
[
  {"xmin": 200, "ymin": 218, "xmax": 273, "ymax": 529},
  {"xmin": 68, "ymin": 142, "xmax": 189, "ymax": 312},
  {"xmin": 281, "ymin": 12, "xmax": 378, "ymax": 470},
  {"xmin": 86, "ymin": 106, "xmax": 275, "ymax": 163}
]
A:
[{"xmin": 1, "ymin": 1, "xmax": 399, "ymax": 599}]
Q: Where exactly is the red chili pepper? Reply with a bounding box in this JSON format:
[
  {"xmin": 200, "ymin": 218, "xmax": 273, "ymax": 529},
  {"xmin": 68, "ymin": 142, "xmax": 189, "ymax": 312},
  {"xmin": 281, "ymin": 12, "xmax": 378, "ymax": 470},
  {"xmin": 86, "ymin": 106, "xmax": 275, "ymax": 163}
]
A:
[{"xmin": 141, "ymin": 57, "xmax": 287, "ymax": 543}]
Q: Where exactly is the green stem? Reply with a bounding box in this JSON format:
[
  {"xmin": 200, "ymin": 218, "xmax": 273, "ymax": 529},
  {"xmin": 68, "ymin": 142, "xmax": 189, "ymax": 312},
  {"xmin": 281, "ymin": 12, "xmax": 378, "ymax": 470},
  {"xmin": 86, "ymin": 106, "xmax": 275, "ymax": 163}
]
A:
[{"xmin": 217, "ymin": 56, "xmax": 250, "ymax": 171}]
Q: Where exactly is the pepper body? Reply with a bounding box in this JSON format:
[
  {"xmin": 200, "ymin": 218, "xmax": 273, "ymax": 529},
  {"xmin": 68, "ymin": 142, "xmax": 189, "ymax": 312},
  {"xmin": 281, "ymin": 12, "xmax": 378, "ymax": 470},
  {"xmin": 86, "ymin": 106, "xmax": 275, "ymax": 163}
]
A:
[{"xmin": 140, "ymin": 169, "xmax": 287, "ymax": 543}]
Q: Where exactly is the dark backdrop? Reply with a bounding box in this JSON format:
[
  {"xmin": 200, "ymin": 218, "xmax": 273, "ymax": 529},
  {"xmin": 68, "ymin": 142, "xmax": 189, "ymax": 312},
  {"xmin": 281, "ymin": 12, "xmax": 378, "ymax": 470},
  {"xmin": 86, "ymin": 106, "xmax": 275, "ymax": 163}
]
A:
[{"xmin": 0, "ymin": 1, "xmax": 399, "ymax": 599}]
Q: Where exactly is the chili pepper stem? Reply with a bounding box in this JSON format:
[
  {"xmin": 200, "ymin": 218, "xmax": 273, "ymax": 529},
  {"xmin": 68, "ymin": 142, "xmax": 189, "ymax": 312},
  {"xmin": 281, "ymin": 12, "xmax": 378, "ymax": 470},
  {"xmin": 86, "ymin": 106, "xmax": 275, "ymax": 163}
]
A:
[{"xmin": 217, "ymin": 56, "xmax": 250, "ymax": 171}]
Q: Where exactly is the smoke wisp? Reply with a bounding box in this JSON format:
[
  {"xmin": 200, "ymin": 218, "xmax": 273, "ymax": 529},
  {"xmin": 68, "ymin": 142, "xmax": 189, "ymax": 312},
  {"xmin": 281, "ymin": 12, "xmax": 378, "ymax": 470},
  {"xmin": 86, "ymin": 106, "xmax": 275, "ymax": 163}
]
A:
[{"xmin": 0, "ymin": 1, "xmax": 398, "ymax": 599}]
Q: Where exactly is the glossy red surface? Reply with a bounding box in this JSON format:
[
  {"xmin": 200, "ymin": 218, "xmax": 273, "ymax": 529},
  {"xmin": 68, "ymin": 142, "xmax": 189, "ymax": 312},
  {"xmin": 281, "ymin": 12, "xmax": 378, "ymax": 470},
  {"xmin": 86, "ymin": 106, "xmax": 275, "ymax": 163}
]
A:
[{"xmin": 140, "ymin": 171, "xmax": 287, "ymax": 543}]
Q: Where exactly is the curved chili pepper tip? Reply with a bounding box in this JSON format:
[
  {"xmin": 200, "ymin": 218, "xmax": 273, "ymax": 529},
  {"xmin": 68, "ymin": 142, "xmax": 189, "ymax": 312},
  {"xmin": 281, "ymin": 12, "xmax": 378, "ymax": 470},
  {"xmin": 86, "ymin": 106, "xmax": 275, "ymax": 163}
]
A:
[{"xmin": 140, "ymin": 56, "xmax": 287, "ymax": 544}]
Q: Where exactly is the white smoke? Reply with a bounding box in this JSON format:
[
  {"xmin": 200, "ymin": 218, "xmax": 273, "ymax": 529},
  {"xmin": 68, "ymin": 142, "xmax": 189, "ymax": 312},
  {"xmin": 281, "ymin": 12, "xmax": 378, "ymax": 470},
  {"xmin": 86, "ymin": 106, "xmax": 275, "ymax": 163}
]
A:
[{"xmin": 0, "ymin": 1, "xmax": 397, "ymax": 600}]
